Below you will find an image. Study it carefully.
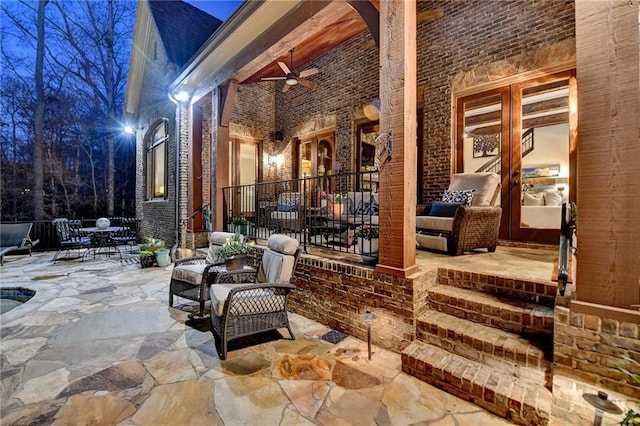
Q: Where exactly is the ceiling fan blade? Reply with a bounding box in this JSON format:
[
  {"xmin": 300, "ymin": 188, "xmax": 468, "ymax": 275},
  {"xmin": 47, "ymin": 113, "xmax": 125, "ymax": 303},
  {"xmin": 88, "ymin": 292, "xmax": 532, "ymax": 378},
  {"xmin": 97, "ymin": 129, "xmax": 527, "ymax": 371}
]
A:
[
  {"xmin": 298, "ymin": 79, "xmax": 317, "ymax": 90},
  {"xmin": 417, "ymin": 9, "xmax": 444, "ymax": 22},
  {"xmin": 299, "ymin": 68, "xmax": 318, "ymax": 78},
  {"xmin": 278, "ymin": 61, "xmax": 291, "ymax": 74},
  {"xmin": 261, "ymin": 76, "xmax": 287, "ymax": 81},
  {"xmin": 281, "ymin": 83, "xmax": 292, "ymax": 93}
]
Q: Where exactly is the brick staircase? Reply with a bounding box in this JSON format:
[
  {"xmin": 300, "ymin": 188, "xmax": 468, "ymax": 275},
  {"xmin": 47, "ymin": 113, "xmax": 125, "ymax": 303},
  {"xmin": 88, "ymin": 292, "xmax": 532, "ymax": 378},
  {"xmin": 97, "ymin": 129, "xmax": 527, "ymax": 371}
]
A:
[{"xmin": 402, "ymin": 268, "xmax": 556, "ymax": 425}]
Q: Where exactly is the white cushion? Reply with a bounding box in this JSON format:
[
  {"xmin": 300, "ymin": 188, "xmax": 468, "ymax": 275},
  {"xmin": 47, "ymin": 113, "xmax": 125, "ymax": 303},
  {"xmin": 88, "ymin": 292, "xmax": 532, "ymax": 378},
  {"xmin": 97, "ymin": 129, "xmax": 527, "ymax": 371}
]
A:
[
  {"xmin": 267, "ymin": 234, "xmax": 299, "ymax": 255},
  {"xmin": 416, "ymin": 216, "xmax": 454, "ymax": 232},
  {"xmin": 171, "ymin": 263, "xmax": 207, "ymax": 285},
  {"xmin": 523, "ymin": 192, "xmax": 544, "ymax": 206},
  {"xmin": 544, "ymin": 190, "xmax": 563, "ymax": 206},
  {"xmin": 448, "ymin": 173, "xmax": 500, "ymax": 206},
  {"xmin": 257, "ymin": 249, "xmax": 295, "ymax": 283},
  {"xmin": 209, "ymin": 284, "xmax": 284, "ymax": 317}
]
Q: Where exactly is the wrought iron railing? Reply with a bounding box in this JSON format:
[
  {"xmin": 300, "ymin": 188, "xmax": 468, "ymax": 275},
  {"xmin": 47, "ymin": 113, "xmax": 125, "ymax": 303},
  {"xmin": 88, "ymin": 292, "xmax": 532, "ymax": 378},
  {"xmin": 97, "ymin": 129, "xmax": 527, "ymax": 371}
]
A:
[{"xmin": 221, "ymin": 170, "xmax": 380, "ymax": 260}]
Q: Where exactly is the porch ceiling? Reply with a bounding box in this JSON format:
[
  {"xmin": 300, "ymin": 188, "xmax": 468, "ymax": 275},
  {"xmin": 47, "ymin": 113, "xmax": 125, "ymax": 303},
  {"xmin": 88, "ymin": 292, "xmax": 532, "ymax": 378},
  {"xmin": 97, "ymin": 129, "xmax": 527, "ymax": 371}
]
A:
[{"xmin": 239, "ymin": 2, "xmax": 370, "ymax": 85}]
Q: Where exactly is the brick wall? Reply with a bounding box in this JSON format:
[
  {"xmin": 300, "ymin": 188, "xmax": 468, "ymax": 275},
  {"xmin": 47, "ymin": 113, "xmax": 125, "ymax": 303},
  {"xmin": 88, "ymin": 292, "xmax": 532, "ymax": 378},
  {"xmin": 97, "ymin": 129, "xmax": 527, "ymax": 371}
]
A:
[
  {"xmin": 134, "ymin": 18, "xmax": 179, "ymax": 247},
  {"xmin": 553, "ymin": 305, "xmax": 640, "ymax": 423},
  {"xmin": 287, "ymin": 254, "xmax": 433, "ymax": 353},
  {"xmin": 274, "ymin": 31, "xmax": 379, "ymax": 179},
  {"xmin": 417, "ymin": 0, "xmax": 575, "ymax": 203}
]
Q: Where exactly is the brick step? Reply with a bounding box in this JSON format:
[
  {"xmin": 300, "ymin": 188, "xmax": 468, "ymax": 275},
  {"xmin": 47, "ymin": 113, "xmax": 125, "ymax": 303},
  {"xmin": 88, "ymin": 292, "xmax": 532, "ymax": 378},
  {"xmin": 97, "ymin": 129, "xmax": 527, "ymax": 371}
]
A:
[
  {"xmin": 402, "ymin": 341, "xmax": 552, "ymax": 426},
  {"xmin": 416, "ymin": 310, "xmax": 552, "ymax": 385},
  {"xmin": 428, "ymin": 284, "xmax": 554, "ymax": 336},
  {"xmin": 436, "ymin": 268, "xmax": 557, "ymax": 306}
]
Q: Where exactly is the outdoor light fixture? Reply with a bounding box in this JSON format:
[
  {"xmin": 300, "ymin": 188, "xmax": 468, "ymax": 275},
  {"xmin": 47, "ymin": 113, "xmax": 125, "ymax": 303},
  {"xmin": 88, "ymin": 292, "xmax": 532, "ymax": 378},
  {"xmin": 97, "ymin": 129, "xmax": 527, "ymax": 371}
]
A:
[
  {"xmin": 268, "ymin": 154, "xmax": 277, "ymax": 167},
  {"xmin": 582, "ymin": 391, "xmax": 622, "ymax": 426},
  {"xmin": 174, "ymin": 91, "xmax": 190, "ymax": 102},
  {"xmin": 360, "ymin": 309, "xmax": 377, "ymax": 360},
  {"xmin": 285, "ymin": 76, "xmax": 297, "ymax": 86},
  {"xmin": 124, "ymin": 125, "xmax": 135, "ymax": 135}
]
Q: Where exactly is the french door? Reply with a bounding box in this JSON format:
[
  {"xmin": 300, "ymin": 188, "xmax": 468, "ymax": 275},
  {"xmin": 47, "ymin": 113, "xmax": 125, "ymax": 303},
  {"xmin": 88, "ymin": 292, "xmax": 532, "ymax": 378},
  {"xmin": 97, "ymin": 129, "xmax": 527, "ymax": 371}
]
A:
[
  {"xmin": 456, "ymin": 70, "xmax": 577, "ymax": 244},
  {"xmin": 229, "ymin": 138, "xmax": 260, "ymax": 220}
]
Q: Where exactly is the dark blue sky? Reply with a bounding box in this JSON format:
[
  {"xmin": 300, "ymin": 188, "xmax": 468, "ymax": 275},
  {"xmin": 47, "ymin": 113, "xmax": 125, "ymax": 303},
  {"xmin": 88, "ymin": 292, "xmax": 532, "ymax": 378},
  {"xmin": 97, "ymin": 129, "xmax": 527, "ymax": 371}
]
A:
[{"xmin": 183, "ymin": 0, "xmax": 243, "ymax": 21}]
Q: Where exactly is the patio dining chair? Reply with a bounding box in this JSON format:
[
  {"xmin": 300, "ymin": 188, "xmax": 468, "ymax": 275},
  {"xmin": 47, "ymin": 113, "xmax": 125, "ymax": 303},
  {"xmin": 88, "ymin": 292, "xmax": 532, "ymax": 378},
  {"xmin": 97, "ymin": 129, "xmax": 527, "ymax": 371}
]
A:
[
  {"xmin": 209, "ymin": 234, "xmax": 301, "ymax": 359},
  {"xmin": 111, "ymin": 217, "xmax": 140, "ymax": 253},
  {"xmin": 52, "ymin": 218, "xmax": 92, "ymax": 262}
]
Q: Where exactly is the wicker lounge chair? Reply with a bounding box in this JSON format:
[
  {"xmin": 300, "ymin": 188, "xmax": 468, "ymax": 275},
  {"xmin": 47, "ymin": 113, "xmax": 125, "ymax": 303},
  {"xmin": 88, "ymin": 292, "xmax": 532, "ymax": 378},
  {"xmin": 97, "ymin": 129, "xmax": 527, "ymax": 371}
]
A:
[
  {"xmin": 0, "ymin": 223, "xmax": 40, "ymax": 266},
  {"xmin": 209, "ymin": 234, "xmax": 301, "ymax": 359},
  {"xmin": 416, "ymin": 172, "xmax": 502, "ymax": 255},
  {"xmin": 169, "ymin": 231, "xmax": 239, "ymax": 318}
]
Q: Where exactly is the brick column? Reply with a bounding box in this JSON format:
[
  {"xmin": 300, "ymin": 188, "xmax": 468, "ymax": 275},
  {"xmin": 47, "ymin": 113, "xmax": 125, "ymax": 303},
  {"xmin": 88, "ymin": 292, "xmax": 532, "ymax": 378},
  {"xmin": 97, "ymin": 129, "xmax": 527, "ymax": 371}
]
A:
[
  {"xmin": 574, "ymin": 0, "xmax": 640, "ymax": 312},
  {"xmin": 376, "ymin": 0, "xmax": 419, "ymax": 277}
]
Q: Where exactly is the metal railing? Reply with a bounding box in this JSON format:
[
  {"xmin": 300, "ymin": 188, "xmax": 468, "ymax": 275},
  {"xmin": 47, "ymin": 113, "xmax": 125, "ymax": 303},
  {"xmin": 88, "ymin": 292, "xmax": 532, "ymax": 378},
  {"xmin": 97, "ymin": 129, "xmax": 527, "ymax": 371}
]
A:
[
  {"xmin": 221, "ymin": 170, "xmax": 380, "ymax": 260},
  {"xmin": 557, "ymin": 202, "xmax": 575, "ymax": 296}
]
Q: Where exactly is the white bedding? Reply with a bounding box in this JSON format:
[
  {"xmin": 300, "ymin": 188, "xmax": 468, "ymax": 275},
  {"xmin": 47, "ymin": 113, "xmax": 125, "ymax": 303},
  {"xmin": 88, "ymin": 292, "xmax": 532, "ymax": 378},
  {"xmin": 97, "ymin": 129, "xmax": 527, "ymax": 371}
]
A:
[{"xmin": 520, "ymin": 206, "xmax": 562, "ymax": 229}]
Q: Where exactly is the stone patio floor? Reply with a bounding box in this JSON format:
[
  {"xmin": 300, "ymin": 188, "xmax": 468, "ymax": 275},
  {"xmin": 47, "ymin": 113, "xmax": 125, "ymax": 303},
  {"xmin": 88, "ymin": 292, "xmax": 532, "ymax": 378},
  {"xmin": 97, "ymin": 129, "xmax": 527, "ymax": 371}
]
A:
[{"xmin": 0, "ymin": 247, "xmax": 569, "ymax": 425}]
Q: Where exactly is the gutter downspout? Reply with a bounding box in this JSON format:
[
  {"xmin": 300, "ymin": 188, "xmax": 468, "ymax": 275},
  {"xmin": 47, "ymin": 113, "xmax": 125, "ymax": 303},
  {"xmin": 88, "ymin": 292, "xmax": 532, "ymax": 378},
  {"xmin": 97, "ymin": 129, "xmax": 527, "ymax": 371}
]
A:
[{"xmin": 168, "ymin": 93, "xmax": 181, "ymax": 261}]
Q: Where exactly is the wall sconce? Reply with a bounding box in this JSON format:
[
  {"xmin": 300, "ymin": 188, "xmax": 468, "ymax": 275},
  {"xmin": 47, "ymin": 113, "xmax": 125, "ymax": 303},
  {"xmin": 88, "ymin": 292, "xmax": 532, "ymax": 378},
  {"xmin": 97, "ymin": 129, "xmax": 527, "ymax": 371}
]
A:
[
  {"xmin": 360, "ymin": 309, "xmax": 377, "ymax": 360},
  {"xmin": 274, "ymin": 131, "xmax": 283, "ymax": 143},
  {"xmin": 268, "ymin": 154, "xmax": 277, "ymax": 167}
]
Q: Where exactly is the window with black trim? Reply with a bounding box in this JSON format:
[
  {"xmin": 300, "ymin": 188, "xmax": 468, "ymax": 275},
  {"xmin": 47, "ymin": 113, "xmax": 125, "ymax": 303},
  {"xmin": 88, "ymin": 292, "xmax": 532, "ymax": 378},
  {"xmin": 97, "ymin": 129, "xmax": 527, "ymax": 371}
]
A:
[{"xmin": 146, "ymin": 119, "xmax": 168, "ymax": 199}]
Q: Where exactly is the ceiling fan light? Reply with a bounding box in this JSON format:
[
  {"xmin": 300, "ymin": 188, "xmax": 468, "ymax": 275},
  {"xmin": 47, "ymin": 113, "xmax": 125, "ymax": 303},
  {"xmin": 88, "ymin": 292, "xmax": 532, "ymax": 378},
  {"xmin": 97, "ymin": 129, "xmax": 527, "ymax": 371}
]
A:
[{"xmin": 285, "ymin": 77, "xmax": 297, "ymax": 86}]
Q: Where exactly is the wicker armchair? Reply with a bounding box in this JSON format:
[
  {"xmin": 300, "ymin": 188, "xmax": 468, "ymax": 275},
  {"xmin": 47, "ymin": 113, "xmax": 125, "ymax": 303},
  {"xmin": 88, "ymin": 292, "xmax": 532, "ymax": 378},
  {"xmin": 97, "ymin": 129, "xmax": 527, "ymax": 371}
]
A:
[
  {"xmin": 269, "ymin": 192, "xmax": 304, "ymax": 232},
  {"xmin": 416, "ymin": 173, "xmax": 502, "ymax": 255},
  {"xmin": 209, "ymin": 234, "xmax": 301, "ymax": 359},
  {"xmin": 169, "ymin": 231, "xmax": 239, "ymax": 318}
]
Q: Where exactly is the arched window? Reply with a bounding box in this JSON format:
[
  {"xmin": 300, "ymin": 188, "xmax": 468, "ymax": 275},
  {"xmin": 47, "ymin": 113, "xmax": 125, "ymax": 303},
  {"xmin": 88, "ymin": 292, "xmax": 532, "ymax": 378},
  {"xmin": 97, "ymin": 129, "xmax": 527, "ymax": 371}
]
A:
[{"xmin": 146, "ymin": 119, "xmax": 168, "ymax": 199}]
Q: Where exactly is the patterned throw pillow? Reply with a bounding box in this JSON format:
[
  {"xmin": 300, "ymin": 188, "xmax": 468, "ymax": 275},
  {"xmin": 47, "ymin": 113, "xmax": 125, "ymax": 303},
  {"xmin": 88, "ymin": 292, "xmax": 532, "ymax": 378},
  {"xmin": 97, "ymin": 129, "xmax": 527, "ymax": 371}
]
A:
[
  {"xmin": 442, "ymin": 189, "xmax": 475, "ymax": 206},
  {"xmin": 355, "ymin": 195, "xmax": 380, "ymax": 215}
]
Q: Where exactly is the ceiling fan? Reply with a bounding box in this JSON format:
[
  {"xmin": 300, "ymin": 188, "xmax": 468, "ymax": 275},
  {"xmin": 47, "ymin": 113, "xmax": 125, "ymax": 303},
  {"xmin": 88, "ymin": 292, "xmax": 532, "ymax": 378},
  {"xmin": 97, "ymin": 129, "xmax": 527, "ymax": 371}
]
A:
[{"xmin": 261, "ymin": 48, "xmax": 319, "ymax": 93}]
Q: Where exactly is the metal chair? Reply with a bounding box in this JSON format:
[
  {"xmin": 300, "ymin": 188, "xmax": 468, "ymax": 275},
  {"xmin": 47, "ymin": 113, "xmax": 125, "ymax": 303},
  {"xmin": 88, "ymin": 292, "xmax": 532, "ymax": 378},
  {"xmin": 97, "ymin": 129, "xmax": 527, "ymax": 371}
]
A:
[
  {"xmin": 52, "ymin": 219, "xmax": 92, "ymax": 262},
  {"xmin": 111, "ymin": 217, "xmax": 140, "ymax": 253}
]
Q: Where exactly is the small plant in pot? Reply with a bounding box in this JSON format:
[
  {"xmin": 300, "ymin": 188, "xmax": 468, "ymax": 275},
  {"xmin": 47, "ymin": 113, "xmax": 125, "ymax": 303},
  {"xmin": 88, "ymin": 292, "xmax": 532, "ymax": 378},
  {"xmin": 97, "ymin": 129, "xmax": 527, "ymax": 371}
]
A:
[
  {"xmin": 139, "ymin": 238, "xmax": 165, "ymax": 268},
  {"xmin": 355, "ymin": 224, "xmax": 379, "ymax": 255},
  {"xmin": 139, "ymin": 250, "xmax": 156, "ymax": 268},
  {"xmin": 228, "ymin": 217, "xmax": 251, "ymax": 235},
  {"xmin": 219, "ymin": 233, "xmax": 254, "ymax": 270}
]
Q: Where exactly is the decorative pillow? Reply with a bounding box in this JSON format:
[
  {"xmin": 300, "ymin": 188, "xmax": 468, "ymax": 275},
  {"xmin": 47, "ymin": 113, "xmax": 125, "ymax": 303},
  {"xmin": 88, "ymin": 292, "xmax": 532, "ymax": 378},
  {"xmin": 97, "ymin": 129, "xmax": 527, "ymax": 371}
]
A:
[
  {"xmin": 355, "ymin": 196, "xmax": 380, "ymax": 215},
  {"xmin": 428, "ymin": 201, "xmax": 463, "ymax": 217},
  {"xmin": 522, "ymin": 192, "xmax": 544, "ymax": 206},
  {"xmin": 544, "ymin": 190, "xmax": 563, "ymax": 206},
  {"xmin": 442, "ymin": 189, "xmax": 475, "ymax": 206},
  {"xmin": 277, "ymin": 202, "xmax": 298, "ymax": 212}
]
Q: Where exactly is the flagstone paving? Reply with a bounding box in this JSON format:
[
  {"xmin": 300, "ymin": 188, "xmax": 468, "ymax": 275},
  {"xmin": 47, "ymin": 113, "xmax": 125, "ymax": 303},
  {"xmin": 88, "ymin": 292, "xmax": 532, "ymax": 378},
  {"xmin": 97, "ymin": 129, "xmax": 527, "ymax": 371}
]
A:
[{"xmin": 0, "ymin": 251, "xmax": 558, "ymax": 425}]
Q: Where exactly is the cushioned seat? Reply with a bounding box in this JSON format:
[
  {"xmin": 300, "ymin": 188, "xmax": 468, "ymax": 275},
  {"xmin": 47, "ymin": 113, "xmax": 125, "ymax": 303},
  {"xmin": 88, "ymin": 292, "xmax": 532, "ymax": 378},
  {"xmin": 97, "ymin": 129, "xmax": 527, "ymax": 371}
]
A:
[
  {"xmin": 209, "ymin": 234, "xmax": 301, "ymax": 359},
  {"xmin": 168, "ymin": 231, "xmax": 239, "ymax": 317},
  {"xmin": 416, "ymin": 172, "xmax": 502, "ymax": 255}
]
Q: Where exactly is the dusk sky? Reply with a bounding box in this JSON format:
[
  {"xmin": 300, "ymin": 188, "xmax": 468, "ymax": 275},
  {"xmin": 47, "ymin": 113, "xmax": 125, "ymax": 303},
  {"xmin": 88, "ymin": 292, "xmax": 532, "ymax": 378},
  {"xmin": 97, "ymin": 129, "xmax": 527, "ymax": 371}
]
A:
[{"xmin": 183, "ymin": 0, "xmax": 243, "ymax": 21}]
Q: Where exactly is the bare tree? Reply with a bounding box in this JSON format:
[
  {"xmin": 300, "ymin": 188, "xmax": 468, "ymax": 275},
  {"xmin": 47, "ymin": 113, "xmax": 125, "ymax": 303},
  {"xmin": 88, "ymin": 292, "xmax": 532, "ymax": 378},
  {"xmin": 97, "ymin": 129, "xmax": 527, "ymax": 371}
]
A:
[{"xmin": 47, "ymin": 0, "xmax": 133, "ymax": 216}]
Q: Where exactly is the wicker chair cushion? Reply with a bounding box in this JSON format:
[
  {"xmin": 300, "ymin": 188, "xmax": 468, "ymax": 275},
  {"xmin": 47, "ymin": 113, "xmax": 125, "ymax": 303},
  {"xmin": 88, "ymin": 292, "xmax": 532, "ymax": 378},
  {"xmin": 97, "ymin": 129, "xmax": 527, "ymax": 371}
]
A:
[
  {"xmin": 416, "ymin": 216, "xmax": 453, "ymax": 232},
  {"xmin": 267, "ymin": 234, "xmax": 299, "ymax": 255},
  {"xmin": 171, "ymin": 263, "xmax": 207, "ymax": 285},
  {"xmin": 210, "ymin": 284, "xmax": 284, "ymax": 316},
  {"xmin": 206, "ymin": 232, "xmax": 240, "ymax": 264},
  {"xmin": 448, "ymin": 173, "xmax": 500, "ymax": 206},
  {"xmin": 257, "ymin": 249, "xmax": 295, "ymax": 284}
]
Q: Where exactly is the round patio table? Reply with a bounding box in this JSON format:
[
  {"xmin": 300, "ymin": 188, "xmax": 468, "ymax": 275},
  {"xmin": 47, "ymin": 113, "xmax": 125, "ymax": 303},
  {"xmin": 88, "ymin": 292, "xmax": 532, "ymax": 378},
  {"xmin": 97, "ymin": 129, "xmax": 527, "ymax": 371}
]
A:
[{"xmin": 79, "ymin": 226, "xmax": 127, "ymax": 258}]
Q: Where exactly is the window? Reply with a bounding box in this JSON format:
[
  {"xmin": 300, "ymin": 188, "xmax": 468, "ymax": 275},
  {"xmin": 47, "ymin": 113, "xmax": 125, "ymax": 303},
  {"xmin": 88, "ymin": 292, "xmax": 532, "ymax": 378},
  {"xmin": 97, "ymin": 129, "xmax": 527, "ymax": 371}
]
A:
[{"xmin": 146, "ymin": 119, "xmax": 168, "ymax": 199}]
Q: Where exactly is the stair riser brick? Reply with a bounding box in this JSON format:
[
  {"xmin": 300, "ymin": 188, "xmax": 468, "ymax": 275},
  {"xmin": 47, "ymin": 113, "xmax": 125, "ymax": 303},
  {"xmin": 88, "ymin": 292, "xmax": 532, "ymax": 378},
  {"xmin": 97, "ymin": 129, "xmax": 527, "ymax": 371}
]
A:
[
  {"xmin": 437, "ymin": 268, "xmax": 556, "ymax": 306},
  {"xmin": 428, "ymin": 297, "xmax": 553, "ymax": 336},
  {"xmin": 403, "ymin": 358, "xmax": 549, "ymax": 426}
]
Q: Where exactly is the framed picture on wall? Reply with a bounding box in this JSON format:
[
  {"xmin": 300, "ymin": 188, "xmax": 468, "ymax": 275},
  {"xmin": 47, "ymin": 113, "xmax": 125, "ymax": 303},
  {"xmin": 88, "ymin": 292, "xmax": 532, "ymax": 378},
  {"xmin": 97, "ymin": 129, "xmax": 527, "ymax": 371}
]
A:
[{"xmin": 472, "ymin": 134, "xmax": 500, "ymax": 158}]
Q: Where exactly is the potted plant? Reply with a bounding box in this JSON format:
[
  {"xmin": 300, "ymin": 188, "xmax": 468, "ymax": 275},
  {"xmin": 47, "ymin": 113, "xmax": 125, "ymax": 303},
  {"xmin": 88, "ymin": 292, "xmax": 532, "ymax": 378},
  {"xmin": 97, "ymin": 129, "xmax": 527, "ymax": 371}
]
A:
[
  {"xmin": 355, "ymin": 224, "xmax": 379, "ymax": 255},
  {"xmin": 228, "ymin": 217, "xmax": 251, "ymax": 235},
  {"xmin": 615, "ymin": 356, "xmax": 640, "ymax": 425},
  {"xmin": 330, "ymin": 193, "xmax": 344, "ymax": 218},
  {"xmin": 219, "ymin": 233, "xmax": 255, "ymax": 270},
  {"xmin": 139, "ymin": 238, "xmax": 166, "ymax": 267}
]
